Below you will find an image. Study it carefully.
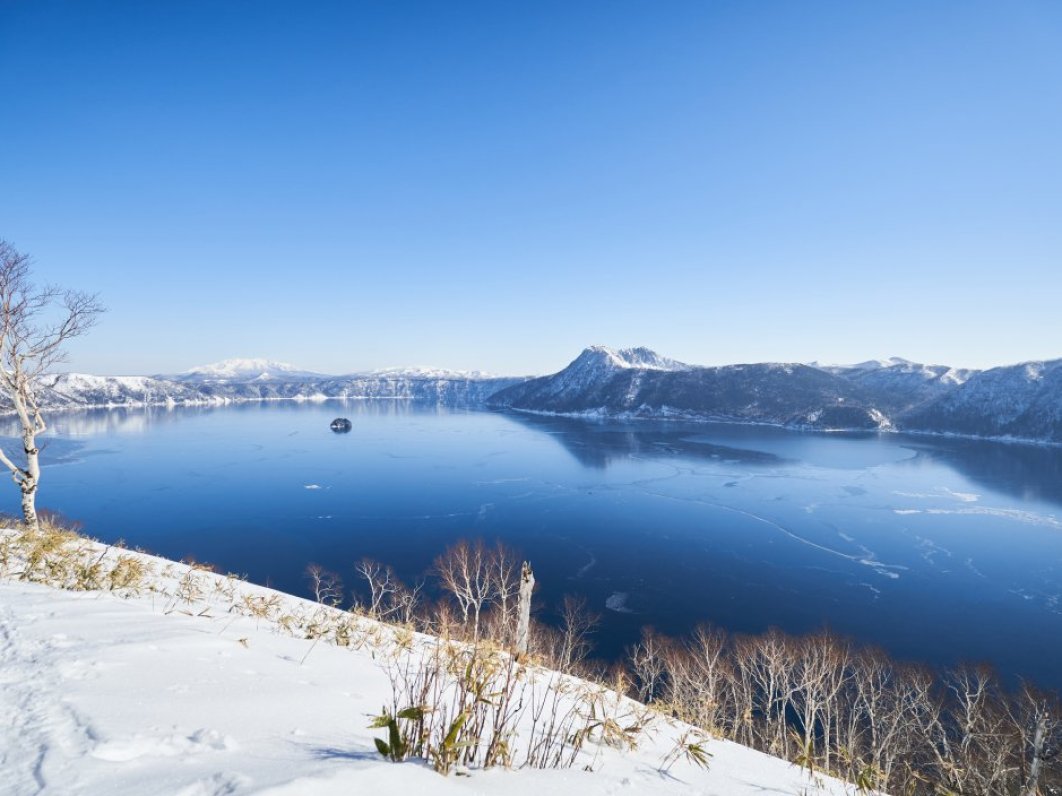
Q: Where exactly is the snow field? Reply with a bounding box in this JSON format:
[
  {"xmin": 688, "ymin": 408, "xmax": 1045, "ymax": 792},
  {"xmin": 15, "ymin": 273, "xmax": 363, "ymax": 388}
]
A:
[{"xmin": 0, "ymin": 528, "xmax": 855, "ymax": 795}]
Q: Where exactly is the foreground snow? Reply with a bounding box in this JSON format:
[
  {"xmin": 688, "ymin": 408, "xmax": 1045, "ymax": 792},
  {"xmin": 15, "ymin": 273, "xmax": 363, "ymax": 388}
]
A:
[{"xmin": 1, "ymin": 541, "xmax": 855, "ymax": 796}]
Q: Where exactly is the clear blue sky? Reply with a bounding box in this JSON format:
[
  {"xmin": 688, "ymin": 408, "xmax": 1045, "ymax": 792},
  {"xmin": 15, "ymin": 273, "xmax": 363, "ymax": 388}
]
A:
[{"xmin": 2, "ymin": 1, "xmax": 1060, "ymax": 375}]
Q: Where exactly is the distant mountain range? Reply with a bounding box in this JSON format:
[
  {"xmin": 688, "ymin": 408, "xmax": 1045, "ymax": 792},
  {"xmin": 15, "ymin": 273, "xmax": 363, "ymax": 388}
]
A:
[
  {"xmin": 172, "ymin": 358, "xmax": 329, "ymax": 382},
  {"xmin": 487, "ymin": 346, "xmax": 1062, "ymax": 444},
  {"xmin": 6, "ymin": 348, "xmax": 1062, "ymax": 444},
  {"xmin": 27, "ymin": 359, "xmax": 525, "ymax": 413}
]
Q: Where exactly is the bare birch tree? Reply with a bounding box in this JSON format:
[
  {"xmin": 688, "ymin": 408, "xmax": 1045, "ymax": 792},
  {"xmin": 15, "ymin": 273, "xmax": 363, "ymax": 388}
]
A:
[
  {"xmin": 661, "ymin": 623, "xmax": 731, "ymax": 733},
  {"xmin": 434, "ymin": 539, "xmax": 518, "ymax": 641},
  {"xmin": 305, "ymin": 563, "xmax": 344, "ymax": 607},
  {"xmin": 554, "ymin": 593, "xmax": 597, "ymax": 671},
  {"xmin": 0, "ymin": 242, "xmax": 103, "ymax": 529},
  {"xmin": 1012, "ymin": 683, "xmax": 1061, "ymax": 796},
  {"xmin": 354, "ymin": 558, "xmax": 422, "ymax": 623},
  {"xmin": 435, "ymin": 539, "xmax": 492, "ymax": 639},
  {"xmin": 627, "ymin": 627, "xmax": 668, "ymax": 703}
]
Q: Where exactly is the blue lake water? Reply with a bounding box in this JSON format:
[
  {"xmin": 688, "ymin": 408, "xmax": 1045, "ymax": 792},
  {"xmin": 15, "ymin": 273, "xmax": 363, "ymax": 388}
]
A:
[{"xmin": 6, "ymin": 401, "xmax": 1062, "ymax": 690}]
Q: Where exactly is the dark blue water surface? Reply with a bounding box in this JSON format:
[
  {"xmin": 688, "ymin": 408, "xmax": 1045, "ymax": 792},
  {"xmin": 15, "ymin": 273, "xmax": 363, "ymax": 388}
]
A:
[{"xmin": 6, "ymin": 401, "xmax": 1062, "ymax": 690}]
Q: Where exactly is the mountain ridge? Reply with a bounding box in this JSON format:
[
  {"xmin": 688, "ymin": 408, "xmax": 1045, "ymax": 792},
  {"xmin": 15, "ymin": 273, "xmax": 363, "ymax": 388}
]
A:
[
  {"xmin": 174, "ymin": 358, "xmax": 326, "ymax": 382},
  {"xmin": 12, "ymin": 345, "xmax": 1062, "ymax": 444},
  {"xmin": 489, "ymin": 346, "xmax": 1062, "ymax": 443}
]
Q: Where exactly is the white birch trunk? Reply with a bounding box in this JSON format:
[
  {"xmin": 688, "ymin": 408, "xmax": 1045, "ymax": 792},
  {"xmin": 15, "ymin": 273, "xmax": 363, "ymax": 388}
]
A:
[
  {"xmin": 20, "ymin": 406, "xmax": 40, "ymax": 529},
  {"xmin": 0, "ymin": 243, "xmax": 103, "ymax": 529},
  {"xmin": 0, "ymin": 377, "xmax": 43, "ymax": 530},
  {"xmin": 515, "ymin": 561, "xmax": 534, "ymax": 657},
  {"xmin": 1023, "ymin": 712, "xmax": 1047, "ymax": 796}
]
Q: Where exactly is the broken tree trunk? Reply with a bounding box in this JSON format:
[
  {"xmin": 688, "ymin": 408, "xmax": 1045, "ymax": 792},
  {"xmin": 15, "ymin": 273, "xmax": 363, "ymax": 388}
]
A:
[{"xmin": 515, "ymin": 561, "xmax": 535, "ymax": 657}]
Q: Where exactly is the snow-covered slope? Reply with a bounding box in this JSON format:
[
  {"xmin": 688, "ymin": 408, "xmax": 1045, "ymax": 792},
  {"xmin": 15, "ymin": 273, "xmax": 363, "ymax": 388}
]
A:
[
  {"xmin": 578, "ymin": 345, "xmax": 690, "ymax": 372},
  {"xmin": 176, "ymin": 360, "xmax": 506, "ymax": 384},
  {"xmin": 362, "ymin": 366, "xmax": 500, "ymax": 380},
  {"xmin": 818, "ymin": 358, "xmax": 977, "ymax": 414},
  {"xmin": 38, "ymin": 373, "xmax": 206, "ymax": 408},
  {"xmin": 904, "ymin": 359, "xmax": 1062, "ymax": 442},
  {"xmin": 10, "ymin": 371, "xmax": 527, "ymax": 413},
  {"xmin": 813, "ymin": 356, "xmax": 917, "ymax": 372},
  {"xmin": 818, "ymin": 356, "xmax": 974, "ymax": 385},
  {"xmin": 0, "ymin": 536, "xmax": 851, "ymax": 796}
]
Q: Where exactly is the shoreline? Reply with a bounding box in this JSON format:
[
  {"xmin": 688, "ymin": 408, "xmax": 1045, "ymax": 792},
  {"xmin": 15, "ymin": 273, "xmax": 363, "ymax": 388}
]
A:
[{"xmin": 1, "ymin": 394, "xmax": 1058, "ymax": 449}]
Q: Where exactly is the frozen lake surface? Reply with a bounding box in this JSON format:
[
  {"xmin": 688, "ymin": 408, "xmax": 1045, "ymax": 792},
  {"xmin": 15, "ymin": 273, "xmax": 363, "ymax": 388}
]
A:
[{"xmin": 9, "ymin": 401, "xmax": 1062, "ymax": 690}]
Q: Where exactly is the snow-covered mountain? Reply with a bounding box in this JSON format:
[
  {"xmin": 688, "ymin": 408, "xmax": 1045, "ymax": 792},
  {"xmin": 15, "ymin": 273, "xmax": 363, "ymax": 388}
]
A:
[
  {"xmin": 813, "ymin": 356, "xmax": 916, "ymax": 372},
  {"xmin": 904, "ymin": 359, "xmax": 1062, "ymax": 442},
  {"xmin": 578, "ymin": 345, "xmax": 690, "ymax": 372},
  {"xmin": 483, "ymin": 347, "xmax": 686, "ymax": 414},
  {"xmin": 488, "ymin": 346, "xmax": 890, "ymax": 430},
  {"xmin": 489, "ymin": 346, "xmax": 1062, "ymax": 441},
  {"xmin": 12, "ymin": 369, "xmax": 526, "ymax": 413},
  {"xmin": 175, "ymin": 360, "xmax": 504, "ymax": 384},
  {"xmin": 173, "ymin": 358, "xmax": 327, "ymax": 383},
  {"xmin": 819, "ymin": 358, "xmax": 977, "ymax": 414},
  {"xmin": 38, "ymin": 374, "xmax": 206, "ymax": 408},
  {"xmin": 817, "ymin": 356, "xmax": 974, "ymax": 383},
  {"xmin": 9, "ymin": 346, "xmax": 1062, "ymax": 443},
  {"xmin": 362, "ymin": 366, "xmax": 499, "ymax": 380}
]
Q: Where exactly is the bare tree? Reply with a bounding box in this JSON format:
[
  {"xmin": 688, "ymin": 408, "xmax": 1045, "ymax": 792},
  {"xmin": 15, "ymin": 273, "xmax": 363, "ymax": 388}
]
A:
[
  {"xmin": 660, "ymin": 623, "xmax": 731, "ymax": 734},
  {"xmin": 936, "ymin": 665, "xmax": 1013, "ymax": 796},
  {"xmin": 435, "ymin": 540, "xmax": 491, "ymax": 638},
  {"xmin": 353, "ymin": 558, "xmax": 423, "ymax": 624},
  {"xmin": 743, "ymin": 628, "xmax": 798, "ymax": 757},
  {"xmin": 790, "ymin": 631, "xmax": 850, "ymax": 773},
  {"xmin": 627, "ymin": 626, "xmax": 668, "ymax": 704},
  {"xmin": 305, "ymin": 563, "xmax": 344, "ymax": 607},
  {"xmin": 554, "ymin": 593, "xmax": 598, "ymax": 671},
  {"xmin": 434, "ymin": 539, "xmax": 519, "ymax": 641},
  {"xmin": 0, "ymin": 242, "xmax": 103, "ymax": 529},
  {"xmin": 490, "ymin": 541, "xmax": 520, "ymax": 630},
  {"xmin": 1012, "ymin": 683, "xmax": 1061, "ymax": 796}
]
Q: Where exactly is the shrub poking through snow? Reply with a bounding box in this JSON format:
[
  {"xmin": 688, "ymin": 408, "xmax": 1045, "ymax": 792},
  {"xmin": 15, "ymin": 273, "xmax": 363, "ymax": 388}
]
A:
[
  {"xmin": 2, "ymin": 515, "xmax": 151, "ymax": 593},
  {"xmin": 368, "ymin": 625, "xmax": 655, "ymax": 775}
]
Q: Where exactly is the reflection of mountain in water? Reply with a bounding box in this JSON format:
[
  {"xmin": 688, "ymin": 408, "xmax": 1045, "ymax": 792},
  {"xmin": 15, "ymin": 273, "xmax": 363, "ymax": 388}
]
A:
[
  {"xmin": 0, "ymin": 400, "xmax": 459, "ymax": 438},
  {"xmin": 508, "ymin": 412, "xmax": 1062, "ymax": 512},
  {"xmin": 901, "ymin": 436, "xmax": 1062, "ymax": 508},
  {"xmin": 13, "ymin": 403, "xmax": 1062, "ymax": 513},
  {"xmin": 499, "ymin": 411, "xmax": 786, "ymax": 469},
  {"xmin": 0, "ymin": 436, "xmax": 88, "ymax": 472}
]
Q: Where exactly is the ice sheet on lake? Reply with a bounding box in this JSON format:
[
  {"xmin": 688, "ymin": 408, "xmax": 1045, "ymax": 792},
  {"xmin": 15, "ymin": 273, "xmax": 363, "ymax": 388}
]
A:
[
  {"xmin": 893, "ymin": 487, "xmax": 981, "ymax": 503},
  {"xmin": 605, "ymin": 592, "xmax": 635, "ymax": 613}
]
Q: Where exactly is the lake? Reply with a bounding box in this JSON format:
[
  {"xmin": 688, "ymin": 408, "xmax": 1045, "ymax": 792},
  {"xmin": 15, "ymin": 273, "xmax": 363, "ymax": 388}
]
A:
[{"xmin": 6, "ymin": 401, "xmax": 1062, "ymax": 690}]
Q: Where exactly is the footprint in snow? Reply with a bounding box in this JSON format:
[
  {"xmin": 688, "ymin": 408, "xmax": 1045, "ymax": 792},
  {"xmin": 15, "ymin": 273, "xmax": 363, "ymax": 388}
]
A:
[
  {"xmin": 91, "ymin": 728, "xmax": 238, "ymax": 762},
  {"xmin": 173, "ymin": 772, "xmax": 252, "ymax": 796}
]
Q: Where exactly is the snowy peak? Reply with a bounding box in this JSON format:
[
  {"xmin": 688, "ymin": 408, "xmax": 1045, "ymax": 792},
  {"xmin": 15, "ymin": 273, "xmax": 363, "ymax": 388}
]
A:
[
  {"xmin": 815, "ymin": 357, "xmax": 976, "ymax": 387},
  {"xmin": 176, "ymin": 358, "xmax": 326, "ymax": 382},
  {"xmin": 362, "ymin": 366, "xmax": 498, "ymax": 380},
  {"xmin": 485, "ymin": 346, "xmax": 691, "ymax": 414},
  {"xmin": 572, "ymin": 346, "xmax": 689, "ymax": 373},
  {"xmin": 176, "ymin": 360, "xmax": 508, "ymax": 383},
  {"xmin": 487, "ymin": 344, "xmax": 884, "ymax": 424},
  {"xmin": 848, "ymin": 356, "xmax": 915, "ymax": 371},
  {"xmin": 812, "ymin": 356, "xmax": 914, "ymax": 372},
  {"xmin": 1023, "ymin": 362, "xmax": 1046, "ymax": 382}
]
